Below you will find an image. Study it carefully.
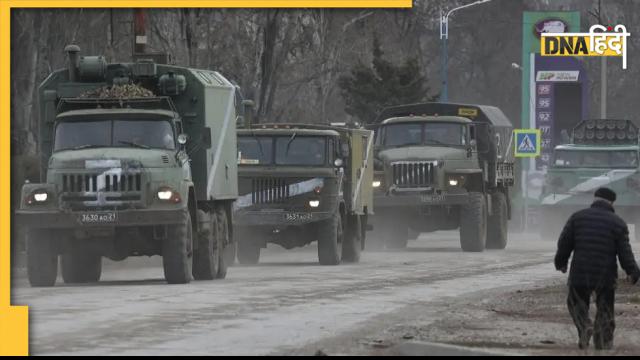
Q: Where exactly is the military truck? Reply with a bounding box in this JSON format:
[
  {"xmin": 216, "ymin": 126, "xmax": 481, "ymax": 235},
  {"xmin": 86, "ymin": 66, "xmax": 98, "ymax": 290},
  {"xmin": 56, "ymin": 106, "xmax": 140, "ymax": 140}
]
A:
[
  {"xmin": 234, "ymin": 123, "xmax": 374, "ymax": 265},
  {"xmin": 370, "ymin": 103, "xmax": 515, "ymax": 252},
  {"xmin": 540, "ymin": 119, "xmax": 640, "ymax": 240},
  {"xmin": 16, "ymin": 45, "xmax": 240, "ymax": 286}
]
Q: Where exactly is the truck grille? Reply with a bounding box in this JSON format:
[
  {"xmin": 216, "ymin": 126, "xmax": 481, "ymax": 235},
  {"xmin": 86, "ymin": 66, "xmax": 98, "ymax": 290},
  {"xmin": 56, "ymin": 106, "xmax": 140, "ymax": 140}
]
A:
[
  {"xmin": 392, "ymin": 161, "xmax": 435, "ymax": 188},
  {"xmin": 59, "ymin": 172, "xmax": 143, "ymax": 210},
  {"xmin": 252, "ymin": 178, "xmax": 290, "ymax": 204},
  {"xmin": 62, "ymin": 173, "xmax": 142, "ymax": 192}
]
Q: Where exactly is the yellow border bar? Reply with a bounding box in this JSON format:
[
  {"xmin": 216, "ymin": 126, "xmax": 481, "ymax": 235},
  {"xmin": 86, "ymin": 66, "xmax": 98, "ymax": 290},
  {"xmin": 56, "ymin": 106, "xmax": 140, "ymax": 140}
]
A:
[
  {"xmin": 5, "ymin": 0, "xmax": 413, "ymax": 8},
  {"xmin": 1, "ymin": 0, "xmax": 29, "ymax": 356}
]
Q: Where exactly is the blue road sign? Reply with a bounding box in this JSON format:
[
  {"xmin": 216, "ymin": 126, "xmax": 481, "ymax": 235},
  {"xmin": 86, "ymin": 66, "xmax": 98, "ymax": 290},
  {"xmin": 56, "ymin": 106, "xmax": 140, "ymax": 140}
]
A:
[{"xmin": 514, "ymin": 129, "xmax": 541, "ymax": 158}]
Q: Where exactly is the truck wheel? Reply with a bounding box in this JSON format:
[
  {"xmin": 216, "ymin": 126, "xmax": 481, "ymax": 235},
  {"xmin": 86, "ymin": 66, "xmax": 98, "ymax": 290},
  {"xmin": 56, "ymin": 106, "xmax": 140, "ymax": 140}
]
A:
[
  {"xmin": 163, "ymin": 210, "xmax": 193, "ymax": 284},
  {"xmin": 237, "ymin": 227, "xmax": 261, "ymax": 265},
  {"xmin": 193, "ymin": 210, "xmax": 219, "ymax": 280},
  {"xmin": 215, "ymin": 207, "xmax": 231, "ymax": 279},
  {"xmin": 486, "ymin": 192, "xmax": 508, "ymax": 250},
  {"xmin": 61, "ymin": 251, "xmax": 102, "ymax": 284},
  {"xmin": 459, "ymin": 192, "xmax": 487, "ymax": 252},
  {"xmin": 342, "ymin": 215, "xmax": 362, "ymax": 263},
  {"xmin": 26, "ymin": 229, "xmax": 58, "ymax": 287},
  {"xmin": 317, "ymin": 212, "xmax": 343, "ymax": 265}
]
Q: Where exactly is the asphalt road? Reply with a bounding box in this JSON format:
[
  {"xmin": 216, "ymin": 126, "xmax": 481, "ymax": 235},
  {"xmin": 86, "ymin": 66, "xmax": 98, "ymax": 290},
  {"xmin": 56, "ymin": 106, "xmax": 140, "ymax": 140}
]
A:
[{"xmin": 12, "ymin": 231, "xmax": 563, "ymax": 356}]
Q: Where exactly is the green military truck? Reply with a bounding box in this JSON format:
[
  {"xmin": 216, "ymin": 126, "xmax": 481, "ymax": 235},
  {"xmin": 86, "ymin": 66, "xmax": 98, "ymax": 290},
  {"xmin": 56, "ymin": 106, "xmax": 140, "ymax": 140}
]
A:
[
  {"xmin": 540, "ymin": 119, "xmax": 640, "ymax": 240},
  {"xmin": 234, "ymin": 123, "xmax": 374, "ymax": 265},
  {"xmin": 370, "ymin": 103, "xmax": 515, "ymax": 252},
  {"xmin": 16, "ymin": 45, "xmax": 240, "ymax": 286}
]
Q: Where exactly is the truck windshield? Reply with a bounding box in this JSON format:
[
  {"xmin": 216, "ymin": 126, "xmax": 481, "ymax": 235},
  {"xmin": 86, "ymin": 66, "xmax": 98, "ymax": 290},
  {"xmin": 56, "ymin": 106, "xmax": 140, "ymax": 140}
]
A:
[
  {"xmin": 54, "ymin": 119, "xmax": 176, "ymax": 151},
  {"xmin": 238, "ymin": 136, "xmax": 273, "ymax": 165},
  {"xmin": 237, "ymin": 135, "xmax": 328, "ymax": 166},
  {"xmin": 383, "ymin": 122, "xmax": 467, "ymax": 147},
  {"xmin": 275, "ymin": 136, "xmax": 326, "ymax": 166},
  {"xmin": 554, "ymin": 150, "xmax": 639, "ymax": 168}
]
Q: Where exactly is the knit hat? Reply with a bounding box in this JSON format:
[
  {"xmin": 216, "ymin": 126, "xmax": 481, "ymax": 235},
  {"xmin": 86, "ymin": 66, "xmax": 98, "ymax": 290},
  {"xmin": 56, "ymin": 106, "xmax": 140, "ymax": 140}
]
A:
[{"xmin": 595, "ymin": 187, "xmax": 616, "ymax": 203}]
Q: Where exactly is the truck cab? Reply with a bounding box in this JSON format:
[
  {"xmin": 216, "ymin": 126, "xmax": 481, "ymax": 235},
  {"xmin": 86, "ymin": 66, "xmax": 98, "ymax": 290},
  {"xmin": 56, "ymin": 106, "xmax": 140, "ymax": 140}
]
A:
[
  {"xmin": 234, "ymin": 124, "xmax": 373, "ymax": 265},
  {"xmin": 371, "ymin": 103, "xmax": 514, "ymax": 252},
  {"xmin": 17, "ymin": 46, "xmax": 239, "ymax": 286}
]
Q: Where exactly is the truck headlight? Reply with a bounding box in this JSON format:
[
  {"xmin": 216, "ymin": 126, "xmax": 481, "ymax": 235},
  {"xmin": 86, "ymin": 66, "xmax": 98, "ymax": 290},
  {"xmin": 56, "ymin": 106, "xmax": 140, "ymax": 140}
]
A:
[
  {"xmin": 309, "ymin": 200, "xmax": 320, "ymax": 208},
  {"xmin": 157, "ymin": 187, "xmax": 181, "ymax": 203},
  {"xmin": 372, "ymin": 180, "xmax": 382, "ymax": 188},
  {"xmin": 27, "ymin": 190, "xmax": 49, "ymax": 205},
  {"xmin": 447, "ymin": 175, "xmax": 464, "ymax": 187},
  {"xmin": 33, "ymin": 192, "xmax": 48, "ymax": 202}
]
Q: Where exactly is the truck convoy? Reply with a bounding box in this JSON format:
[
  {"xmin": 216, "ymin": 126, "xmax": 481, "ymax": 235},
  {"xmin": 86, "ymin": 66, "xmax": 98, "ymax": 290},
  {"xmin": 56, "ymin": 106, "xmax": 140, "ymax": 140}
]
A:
[
  {"xmin": 17, "ymin": 45, "xmax": 240, "ymax": 286},
  {"xmin": 370, "ymin": 103, "xmax": 515, "ymax": 252},
  {"xmin": 234, "ymin": 123, "xmax": 374, "ymax": 265},
  {"xmin": 540, "ymin": 119, "xmax": 640, "ymax": 240}
]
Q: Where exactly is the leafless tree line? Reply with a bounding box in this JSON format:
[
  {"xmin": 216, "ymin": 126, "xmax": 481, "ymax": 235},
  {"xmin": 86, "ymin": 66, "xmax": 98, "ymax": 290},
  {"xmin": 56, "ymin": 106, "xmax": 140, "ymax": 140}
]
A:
[{"xmin": 10, "ymin": 1, "xmax": 640, "ymax": 157}]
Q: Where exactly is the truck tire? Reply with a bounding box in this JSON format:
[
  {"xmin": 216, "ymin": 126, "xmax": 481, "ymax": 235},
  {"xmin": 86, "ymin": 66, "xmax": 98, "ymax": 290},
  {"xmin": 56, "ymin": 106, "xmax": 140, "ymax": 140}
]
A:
[
  {"xmin": 342, "ymin": 215, "xmax": 362, "ymax": 263},
  {"xmin": 459, "ymin": 192, "xmax": 487, "ymax": 252},
  {"xmin": 61, "ymin": 251, "xmax": 102, "ymax": 284},
  {"xmin": 192, "ymin": 210, "xmax": 219, "ymax": 280},
  {"xmin": 486, "ymin": 192, "xmax": 508, "ymax": 250},
  {"xmin": 215, "ymin": 207, "xmax": 231, "ymax": 279},
  {"xmin": 317, "ymin": 212, "xmax": 343, "ymax": 265},
  {"xmin": 26, "ymin": 229, "xmax": 58, "ymax": 287},
  {"xmin": 163, "ymin": 210, "xmax": 193, "ymax": 284},
  {"xmin": 236, "ymin": 227, "xmax": 261, "ymax": 265}
]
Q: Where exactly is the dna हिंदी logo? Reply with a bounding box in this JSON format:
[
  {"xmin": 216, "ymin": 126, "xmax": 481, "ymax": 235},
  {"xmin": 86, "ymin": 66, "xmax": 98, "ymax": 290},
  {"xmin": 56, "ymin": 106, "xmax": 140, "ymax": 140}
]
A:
[{"xmin": 541, "ymin": 24, "xmax": 630, "ymax": 69}]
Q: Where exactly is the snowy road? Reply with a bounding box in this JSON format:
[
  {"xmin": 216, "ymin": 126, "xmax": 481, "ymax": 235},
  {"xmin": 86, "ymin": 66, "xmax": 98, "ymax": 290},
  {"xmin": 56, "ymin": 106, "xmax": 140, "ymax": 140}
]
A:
[{"xmin": 12, "ymin": 231, "xmax": 564, "ymax": 355}]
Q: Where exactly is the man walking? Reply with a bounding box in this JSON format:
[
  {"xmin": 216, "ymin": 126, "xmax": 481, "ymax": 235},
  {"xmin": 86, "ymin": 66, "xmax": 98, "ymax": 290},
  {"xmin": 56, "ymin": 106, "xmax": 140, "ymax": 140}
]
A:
[{"xmin": 555, "ymin": 187, "xmax": 640, "ymax": 350}]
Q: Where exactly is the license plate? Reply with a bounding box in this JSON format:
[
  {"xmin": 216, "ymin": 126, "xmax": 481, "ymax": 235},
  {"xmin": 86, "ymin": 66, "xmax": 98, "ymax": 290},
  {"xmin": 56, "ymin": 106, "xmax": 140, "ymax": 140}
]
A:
[
  {"xmin": 284, "ymin": 213, "xmax": 313, "ymax": 222},
  {"xmin": 79, "ymin": 212, "xmax": 117, "ymax": 224},
  {"xmin": 421, "ymin": 194, "xmax": 445, "ymax": 203}
]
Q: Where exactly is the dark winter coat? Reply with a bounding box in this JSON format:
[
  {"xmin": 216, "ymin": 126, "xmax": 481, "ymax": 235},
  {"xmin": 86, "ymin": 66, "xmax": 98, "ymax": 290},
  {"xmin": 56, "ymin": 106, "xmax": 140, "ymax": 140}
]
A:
[{"xmin": 554, "ymin": 200, "xmax": 640, "ymax": 289}]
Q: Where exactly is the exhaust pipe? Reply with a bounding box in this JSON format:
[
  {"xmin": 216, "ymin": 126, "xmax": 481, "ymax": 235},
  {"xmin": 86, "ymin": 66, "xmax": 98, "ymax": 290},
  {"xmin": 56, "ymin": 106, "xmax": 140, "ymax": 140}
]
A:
[{"xmin": 64, "ymin": 44, "xmax": 80, "ymax": 82}]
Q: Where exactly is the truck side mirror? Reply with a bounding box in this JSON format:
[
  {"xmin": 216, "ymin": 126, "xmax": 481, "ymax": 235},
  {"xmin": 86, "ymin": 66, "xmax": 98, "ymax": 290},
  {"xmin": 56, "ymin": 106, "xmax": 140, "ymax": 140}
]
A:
[
  {"xmin": 340, "ymin": 143, "xmax": 350, "ymax": 158},
  {"xmin": 468, "ymin": 139, "xmax": 477, "ymax": 157}
]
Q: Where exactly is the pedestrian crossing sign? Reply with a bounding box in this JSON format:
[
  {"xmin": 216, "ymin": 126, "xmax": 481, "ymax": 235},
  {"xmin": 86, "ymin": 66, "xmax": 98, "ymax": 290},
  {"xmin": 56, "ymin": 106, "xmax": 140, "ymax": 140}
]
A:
[{"xmin": 514, "ymin": 129, "xmax": 541, "ymax": 158}]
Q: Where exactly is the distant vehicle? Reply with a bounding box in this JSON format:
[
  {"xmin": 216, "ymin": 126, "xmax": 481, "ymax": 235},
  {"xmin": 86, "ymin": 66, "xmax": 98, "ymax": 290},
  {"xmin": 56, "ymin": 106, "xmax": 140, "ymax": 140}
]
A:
[
  {"xmin": 16, "ymin": 45, "xmax": 244, "ymax": 286},
  {"xmin": 370, "ymin": 103, "xmax": 515, "ymax": 252},
  {"xmin": 540, "ymin": 119, "xmax": 640, "ymax": 240},
  {"xmin": 234, "ymin": 123, "xmax": 374, "ymax": 265}
]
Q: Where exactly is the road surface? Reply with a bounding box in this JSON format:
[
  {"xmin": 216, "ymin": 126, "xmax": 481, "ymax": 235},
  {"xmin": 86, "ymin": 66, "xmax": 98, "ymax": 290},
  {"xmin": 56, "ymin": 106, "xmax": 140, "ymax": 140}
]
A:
[{"xmin": 12, "ymin": 231, "xmax": 564, "ymax": 356}]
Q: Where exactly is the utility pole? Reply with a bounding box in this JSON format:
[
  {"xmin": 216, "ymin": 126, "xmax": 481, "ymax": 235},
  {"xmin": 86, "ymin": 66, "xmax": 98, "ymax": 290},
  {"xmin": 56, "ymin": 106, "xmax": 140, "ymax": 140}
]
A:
[
  {"xmin": 439, "ymin": 0, "xmax": 492, "ymax": 102},
  {"xmin": 589, "ymin": 0, "xmax": 607, "ymax": 119}
]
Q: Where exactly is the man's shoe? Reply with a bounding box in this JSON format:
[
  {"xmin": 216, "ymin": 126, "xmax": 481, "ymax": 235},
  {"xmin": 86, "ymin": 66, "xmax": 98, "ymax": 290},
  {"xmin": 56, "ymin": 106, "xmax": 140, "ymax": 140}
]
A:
[{"xmin": 579, "ymin": 327, "xmax": 593, "ymax": 349}]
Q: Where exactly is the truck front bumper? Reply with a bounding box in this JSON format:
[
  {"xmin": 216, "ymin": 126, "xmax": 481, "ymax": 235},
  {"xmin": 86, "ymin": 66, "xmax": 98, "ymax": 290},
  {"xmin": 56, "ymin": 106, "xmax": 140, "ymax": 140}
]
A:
[
  {"xmin": 374, "ymin": 190, "xmax": 470, "ymax": 208},
  {"xmin": 234, "ymin": 209, "xmax": 334, "ymax": 226},
  {"xmin": 15, "ymin": 208, "xmax": 185, "ymax": 229}
]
